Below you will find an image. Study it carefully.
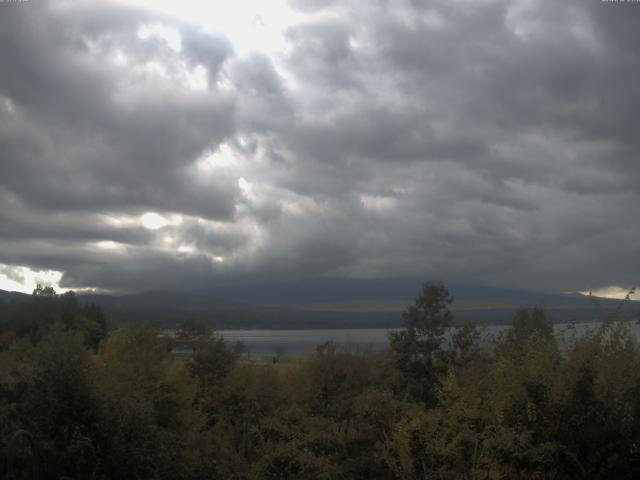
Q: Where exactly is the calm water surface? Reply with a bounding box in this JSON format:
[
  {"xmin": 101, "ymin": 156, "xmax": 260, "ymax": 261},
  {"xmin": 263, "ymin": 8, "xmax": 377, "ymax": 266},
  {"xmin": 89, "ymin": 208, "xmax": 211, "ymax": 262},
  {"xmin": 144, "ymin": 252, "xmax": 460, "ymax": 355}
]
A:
[{"xmin": 218, "ymin": 322, "xmax": 640, "ymax": 357}]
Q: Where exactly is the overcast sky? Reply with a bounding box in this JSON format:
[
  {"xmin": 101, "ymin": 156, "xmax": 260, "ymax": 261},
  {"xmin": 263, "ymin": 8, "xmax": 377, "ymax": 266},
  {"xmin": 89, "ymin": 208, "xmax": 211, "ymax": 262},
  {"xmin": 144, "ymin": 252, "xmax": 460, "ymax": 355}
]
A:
[{"xmin": 0, "ymin": 0, "xmax": 639, "ymax": 297}]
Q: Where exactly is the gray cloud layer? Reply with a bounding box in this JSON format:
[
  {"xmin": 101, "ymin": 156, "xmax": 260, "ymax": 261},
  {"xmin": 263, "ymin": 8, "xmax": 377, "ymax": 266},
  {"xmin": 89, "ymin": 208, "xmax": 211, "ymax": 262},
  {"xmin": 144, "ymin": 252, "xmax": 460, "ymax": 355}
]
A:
[{"xmin": 0, "ymin": 0, "xmax": 639, "ymax": 293}]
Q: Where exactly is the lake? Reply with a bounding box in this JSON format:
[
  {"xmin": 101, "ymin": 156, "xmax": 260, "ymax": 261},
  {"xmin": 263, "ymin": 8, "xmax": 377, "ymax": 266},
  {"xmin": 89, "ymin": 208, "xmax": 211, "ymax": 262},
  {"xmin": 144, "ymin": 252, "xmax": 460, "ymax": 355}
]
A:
[{"xmin": 217, "ymin": 321, "xmax": 640, "ymax": 357}]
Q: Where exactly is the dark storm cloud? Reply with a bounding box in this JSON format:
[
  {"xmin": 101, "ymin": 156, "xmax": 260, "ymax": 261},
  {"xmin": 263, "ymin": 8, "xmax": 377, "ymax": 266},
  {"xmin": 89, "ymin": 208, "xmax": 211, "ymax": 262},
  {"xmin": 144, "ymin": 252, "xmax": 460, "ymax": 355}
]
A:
[
  {"xmin": 0, "ymin": 205, "xmax": 152, "ymax": 245},
  {"xmin": 57, "ymin": 249, "xmax": 223, "ymax": 292},
  {"xmin": 286, "ymin": 19, "xmax": 361, "ymax": 91},
  {"xmin": 1, "ymin": 0, "xmax": 639, "ymax": 293},
  {"xmin": 228, "ymin": 53, "xmax": 294, "ymax": 132},
  {"xmin": 0, "ymin": 1, "xmax": 238, "ymax": 218}
]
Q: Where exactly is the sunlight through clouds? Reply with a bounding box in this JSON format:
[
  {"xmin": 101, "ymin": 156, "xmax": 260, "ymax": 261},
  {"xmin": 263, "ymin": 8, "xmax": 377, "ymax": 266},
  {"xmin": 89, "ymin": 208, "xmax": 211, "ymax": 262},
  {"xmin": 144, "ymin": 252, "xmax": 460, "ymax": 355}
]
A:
[
  {"xmin": 140, "ymin": 212, "xmax": 175, "ymax": 230},
  {"xmin": 0, "ymin": 264, "xmax": 63, "ymax": 294},
  {"xmin": 123, "ymin": 0, "xmax": 302, "ymax": 56},
  {"xmin": 580, "ymin": 286, "xmax": 637, "ymax": 300}
]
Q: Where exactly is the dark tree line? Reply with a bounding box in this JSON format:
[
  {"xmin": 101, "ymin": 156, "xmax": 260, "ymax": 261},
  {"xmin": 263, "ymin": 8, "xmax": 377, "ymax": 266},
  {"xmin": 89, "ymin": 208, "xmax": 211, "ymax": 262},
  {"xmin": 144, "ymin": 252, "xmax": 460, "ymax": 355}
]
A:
[
  {"xmin": 0, "ymin": 286, "xmax": 107, "ymax": 350},
  {"xmin": 1, "ymin": 282, "xmax": 640, "ymax": 479}
]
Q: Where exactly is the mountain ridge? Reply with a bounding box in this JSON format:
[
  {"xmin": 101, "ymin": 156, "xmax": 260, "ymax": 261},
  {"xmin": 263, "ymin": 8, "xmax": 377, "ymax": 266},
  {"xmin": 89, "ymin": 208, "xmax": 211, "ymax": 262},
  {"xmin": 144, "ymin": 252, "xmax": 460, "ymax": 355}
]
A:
[{"xmin": 2, "ymin": 281, "xmax": 638, "ymax": 329}]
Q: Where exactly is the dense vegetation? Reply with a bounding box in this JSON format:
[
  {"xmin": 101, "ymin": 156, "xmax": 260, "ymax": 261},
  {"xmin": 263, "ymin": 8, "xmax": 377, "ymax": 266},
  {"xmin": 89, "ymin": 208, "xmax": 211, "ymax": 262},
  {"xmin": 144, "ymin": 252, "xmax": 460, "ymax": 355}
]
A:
[{"xmin": 1, "ymin": 283, "xmax": 640, "ymax": 479}]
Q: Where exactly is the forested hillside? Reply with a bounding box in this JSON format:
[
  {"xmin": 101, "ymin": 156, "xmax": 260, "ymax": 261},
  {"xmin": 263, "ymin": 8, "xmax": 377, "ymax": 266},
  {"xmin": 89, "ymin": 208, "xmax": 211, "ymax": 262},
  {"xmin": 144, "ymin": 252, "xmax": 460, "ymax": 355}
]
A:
[{"xmin": 1, "ymin": 283, "xmax": 640, "ymax": 479}]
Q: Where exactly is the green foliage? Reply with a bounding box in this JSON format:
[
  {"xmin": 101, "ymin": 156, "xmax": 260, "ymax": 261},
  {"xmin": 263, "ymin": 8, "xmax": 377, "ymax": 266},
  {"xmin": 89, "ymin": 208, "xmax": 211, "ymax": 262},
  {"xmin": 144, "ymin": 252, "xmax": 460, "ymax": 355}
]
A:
[
  {"xmin": 2, "ymin": 281, "xmax": 640, "ymax": 479},
  {"xmin": 0, "ymin": 286, "xmax": 108, "ymax": 349},
  {"xmin": 499, "ymin": 306, "xmax": 554, "ymax": 353},
  {"xmin": 0, "ymin": 327, "xmax": 101, "ymax": 479},
  {"xmin": 191, "ymin": 335, "xmax": 237, "ymax": 391},
  {"xmin": 176, "ymin": 318, "xmax": 214, "ymax": 343},
  {"xmin": 92, "ymin": 325, "xmax": 205, "ymax": 479},
  {"xmin": 389, "ymin": 281, "xmax": 454, "ymax": 404}
]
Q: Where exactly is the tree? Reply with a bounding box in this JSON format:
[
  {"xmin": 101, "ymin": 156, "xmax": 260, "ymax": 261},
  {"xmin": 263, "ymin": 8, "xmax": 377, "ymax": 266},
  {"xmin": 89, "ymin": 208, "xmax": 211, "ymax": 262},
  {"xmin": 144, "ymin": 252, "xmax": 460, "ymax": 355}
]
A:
[
  {"xmin": 0, "ymin": 286, "xmax": 108, "ymax": 348},
  {"xmin": 499, "ymin": 306, "xmax": 553, "ymax": 354},
  {"xmin": 232, "ymin": 340, "xmax": 248, "ymax": 357},
  {"xmin": 190, "ymin": 335, "xmax": 237, "ymax": 392},
  {"xmin": 176, "ymin": 319, "xmax": 213, "ymax": 342},
  {"xmin": 449, "ymin": 321, "xmax": 482, "ymax": 366},
  {"xmin": 1, "ymin": 326, "xmax": 102, "ymax": 479},
  {"xmin": 272, "ymin": 345, "xmax": 287, "ymax": 363},
  {"xmin": 32, "ymin": 284, "xmax": 57, "ymax": 298},
  {"xmin": 389, "ymin": 281, "xmax": 454, "ymax": 405},
  {"xmin": 93, "ymin": 324, "xmax": 202, "ymax": 479}
]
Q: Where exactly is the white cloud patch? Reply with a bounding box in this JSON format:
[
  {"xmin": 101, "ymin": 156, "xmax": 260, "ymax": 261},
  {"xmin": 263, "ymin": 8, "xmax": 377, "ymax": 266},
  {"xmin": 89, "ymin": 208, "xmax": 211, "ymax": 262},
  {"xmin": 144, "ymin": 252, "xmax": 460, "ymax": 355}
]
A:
[
  {"xmin": 140, "ymin": 212, "xmax": 172, "ymax": 230},
  {"xmin": 0, "ymin": 264, "xmax": 63, "ymax": 294}
]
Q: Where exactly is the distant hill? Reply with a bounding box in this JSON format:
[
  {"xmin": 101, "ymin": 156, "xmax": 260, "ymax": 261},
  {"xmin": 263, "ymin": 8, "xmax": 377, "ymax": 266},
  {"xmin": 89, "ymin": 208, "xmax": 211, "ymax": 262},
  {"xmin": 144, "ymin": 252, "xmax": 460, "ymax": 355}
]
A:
[
  {"xmin": 0, "ymin": 289, "xmax": 30, "ymax": 303},
  {"xmin": 75, "ymin": 290, "xmax": 396, "ymax": 329},
  {"xmin": 180, "ymin": 278, "xmax": 547, "ymax": 305},
  {"xmin": 283, "ymin": 280, "xmax": 640, "ymax": 324},
  {"xmin": 1, "ymin": 281, "xmax": 638, "ymax": 329}
]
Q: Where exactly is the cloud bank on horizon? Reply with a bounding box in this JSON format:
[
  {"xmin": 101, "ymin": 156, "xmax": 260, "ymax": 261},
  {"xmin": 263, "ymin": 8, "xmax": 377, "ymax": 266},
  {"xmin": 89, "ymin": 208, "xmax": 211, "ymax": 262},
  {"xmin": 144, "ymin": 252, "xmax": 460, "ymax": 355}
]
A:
[{"xmin": 0, "ymin": 0, "xmax": 639, "ymax": 295}]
